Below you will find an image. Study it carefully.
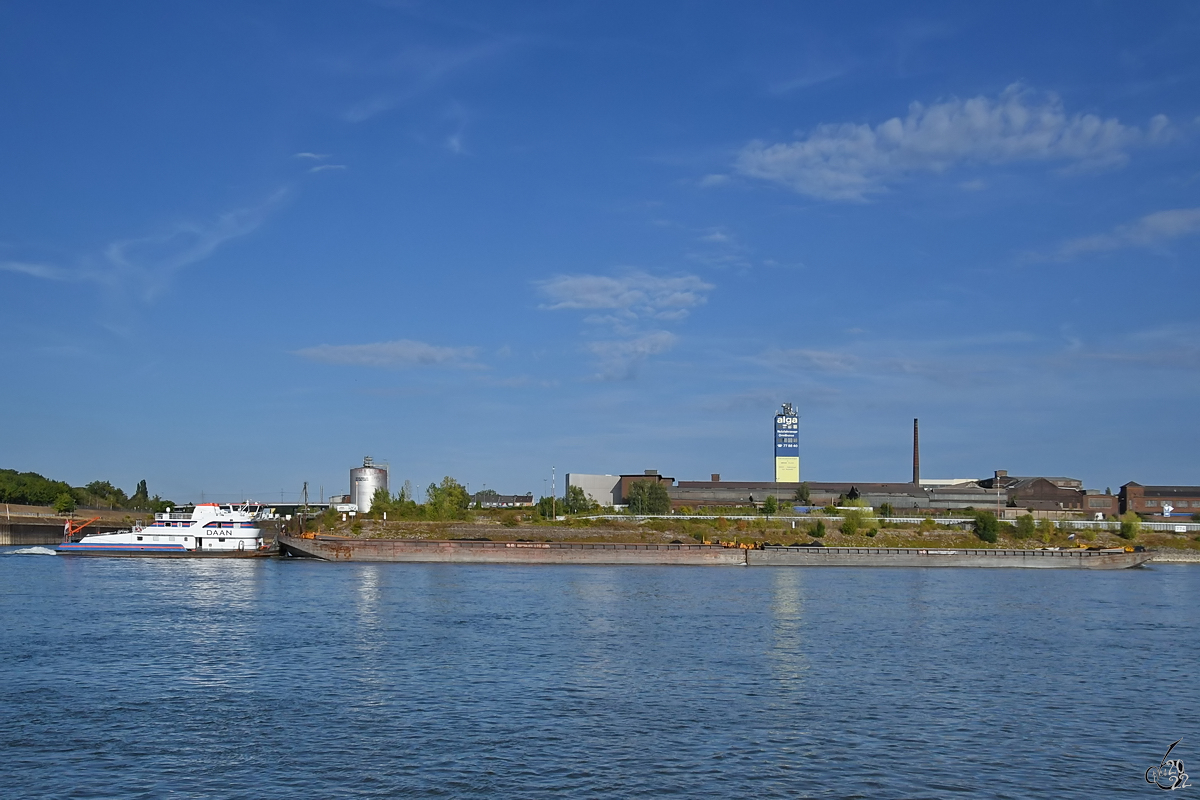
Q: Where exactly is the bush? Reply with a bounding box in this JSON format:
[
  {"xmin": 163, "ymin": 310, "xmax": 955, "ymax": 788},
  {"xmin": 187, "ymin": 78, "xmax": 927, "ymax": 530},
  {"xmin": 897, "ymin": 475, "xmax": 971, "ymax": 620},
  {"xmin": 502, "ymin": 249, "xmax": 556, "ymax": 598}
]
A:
[
  {"xmin": 866, "ymin": 528, "xmax": 877, "ymax": 538},
  {"xmin": 973, "ymin": 511, "xmax": 999, "ymax": 543},
  {"xmin": 762, "ymin": 496, "xmax": 778, "ymax": 516},
  {"xmin": 812, "ymin": 520, "xmax": 826, "ymax": 538},
  {"xmin": 1118, "ymin": 511, "xmax": 1141, "ymax": 540},
  {"xmin": 879, "ymin": 502, "xmax": 894, "ymax": 518},
  {"xmin": 1014, "ymin": 514, "xmax": 1036, "ymax": 540},
  {"xmin": 500, "ymin": 511, "xmax": 519, "ymax": 527},
  {"xmin": 919, "ymin": 517, "xmax": 936, "ymax": 533},
  {"xmin": 840, "ymin": 509, "xmax": 866, "ymax": 536}
]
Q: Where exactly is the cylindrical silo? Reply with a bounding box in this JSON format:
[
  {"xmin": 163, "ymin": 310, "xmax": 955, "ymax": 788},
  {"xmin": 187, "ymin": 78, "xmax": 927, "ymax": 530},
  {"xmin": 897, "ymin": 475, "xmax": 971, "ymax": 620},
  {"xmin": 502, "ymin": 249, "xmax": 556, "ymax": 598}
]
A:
[{"xmin": 351, "ymin": 456, "xmax": 388, "ymax": 512}]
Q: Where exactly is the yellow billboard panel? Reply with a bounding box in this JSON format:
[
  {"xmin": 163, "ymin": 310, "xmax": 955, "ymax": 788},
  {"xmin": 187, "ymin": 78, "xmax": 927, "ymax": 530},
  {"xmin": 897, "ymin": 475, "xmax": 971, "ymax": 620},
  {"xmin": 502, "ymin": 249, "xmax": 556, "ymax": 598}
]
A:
[{"xmin": 775, "ymin": 456, "xmax": 800, "ymax": 483}]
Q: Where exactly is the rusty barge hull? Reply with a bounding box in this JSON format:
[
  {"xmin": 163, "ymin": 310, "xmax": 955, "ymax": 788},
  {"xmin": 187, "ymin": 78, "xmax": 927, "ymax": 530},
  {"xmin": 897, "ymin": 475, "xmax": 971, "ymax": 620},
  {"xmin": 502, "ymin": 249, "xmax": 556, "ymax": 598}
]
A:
[
  {"xmin": 279, "ymin": 535, "xmax": 746, "ymax": 565},
  {"xmin": 278, "ymin": 536, "xmax": 1153, "ymax": 569},
  {"xmin": 748, "ymin": 546, "xmax": 1153, "ymax": 569}
]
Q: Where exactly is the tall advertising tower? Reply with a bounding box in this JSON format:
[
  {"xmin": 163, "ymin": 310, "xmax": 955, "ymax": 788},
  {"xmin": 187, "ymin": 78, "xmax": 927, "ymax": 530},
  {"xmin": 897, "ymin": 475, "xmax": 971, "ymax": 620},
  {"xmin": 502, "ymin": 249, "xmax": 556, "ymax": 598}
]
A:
[{"xmin": 774, "ymin": 403, "xmax": 800, "ymax": 483}]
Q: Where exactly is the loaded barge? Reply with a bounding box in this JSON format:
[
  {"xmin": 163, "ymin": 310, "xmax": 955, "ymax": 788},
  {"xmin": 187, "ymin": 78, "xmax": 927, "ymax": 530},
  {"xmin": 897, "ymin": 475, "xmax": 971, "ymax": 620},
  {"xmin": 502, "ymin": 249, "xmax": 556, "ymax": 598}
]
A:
[{"xmin": 278, "ymin": 534, "xmax": 1153, "ymax": 569}]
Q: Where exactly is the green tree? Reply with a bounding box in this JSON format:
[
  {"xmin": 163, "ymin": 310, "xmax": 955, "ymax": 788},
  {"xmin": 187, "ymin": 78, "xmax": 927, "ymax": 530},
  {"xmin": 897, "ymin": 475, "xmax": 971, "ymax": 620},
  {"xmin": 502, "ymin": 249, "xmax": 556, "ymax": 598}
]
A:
[
  {"xmin": 973, "ymin": 510, "xmax": 999, "ymax": 543},
  {"xmin": 879, "ymin": 502, "xmax": 894, "ymax": 518},
  {"xmin": 1015, "ymin": 514, "xmax": 1036, "ymax": 539},
  {"xmin": 564, "ymin": 485, "xmax": 595, "ymax": 515},
  {"xmin": 762, "ymin": 495, "xmax": 778, "ymax": 516},
  {"xmin": 83, "ymin": 480, "xmax": 130, "ymax": 508},
  {"xmin": 54, "ymin": 492, "xmax": 76, "ymax": 514},
  {"xmin": 811, "ymin": 519, "xmax": 826, "ymax": 538},
  {"xmin": 129, "ymin": 479, "xmax": 151, "ymax": 510},
  {"xmin": 535, "ymin": 496, "xmax": 556, "ymax": 518},
  {"xmin": 794, "ymin": 482, "xmax": 811, "ymax": 505},
  {"xmin": 371, "ymin": 487, "xmax": 394, "ymax": 517},
  {"xmin": 1118, "ymin": 511, "xmax": 1141, "ymax": 540},
  {"xmin": 425, "ymin": 477, "xmax": 471, "ymax": 520},
  {"xmin": 626, "ymin": 480, "xmax": 670, "ymax": 514},
  {"xmin": 0, "ymin": 468, "xmax": 74, "ymax": 506}
]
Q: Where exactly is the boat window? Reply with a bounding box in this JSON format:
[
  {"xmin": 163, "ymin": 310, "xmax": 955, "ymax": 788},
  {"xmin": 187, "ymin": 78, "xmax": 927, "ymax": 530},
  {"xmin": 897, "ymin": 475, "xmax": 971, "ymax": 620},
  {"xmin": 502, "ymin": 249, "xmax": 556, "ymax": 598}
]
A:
[
  {"xmin": 136, "ymin": 536, "xmax": 143, "ymax": 541},
  {"xmin": 218, "ymin": 538, "xmax": 226, "ymax": 542}
]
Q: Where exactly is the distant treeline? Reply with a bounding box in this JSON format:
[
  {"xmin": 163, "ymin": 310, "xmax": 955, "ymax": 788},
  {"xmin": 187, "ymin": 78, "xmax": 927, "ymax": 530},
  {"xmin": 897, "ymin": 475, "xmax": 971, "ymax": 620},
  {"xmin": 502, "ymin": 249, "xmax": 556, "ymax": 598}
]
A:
[{"xmin": 0, "ymin": 469, "xmax": 173, "ymax": 513}]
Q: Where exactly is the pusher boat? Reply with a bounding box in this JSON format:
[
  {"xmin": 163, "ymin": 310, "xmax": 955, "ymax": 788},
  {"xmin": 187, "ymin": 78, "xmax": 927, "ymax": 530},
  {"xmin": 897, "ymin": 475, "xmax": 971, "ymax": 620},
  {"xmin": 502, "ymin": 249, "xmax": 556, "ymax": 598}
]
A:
[{"xmin": 58, "ymin": 503, "xmax": 274, "ymax": 557}]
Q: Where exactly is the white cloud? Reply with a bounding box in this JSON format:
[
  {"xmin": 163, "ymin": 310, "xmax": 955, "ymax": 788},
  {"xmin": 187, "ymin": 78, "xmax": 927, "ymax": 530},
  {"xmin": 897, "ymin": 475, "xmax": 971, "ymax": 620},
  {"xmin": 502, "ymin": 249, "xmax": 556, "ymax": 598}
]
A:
[
  {"xmin": 294, "ymin": 152, "xmax": 329, "ymax": 160},
  {"xmin": 539, "ymin": 270, "xmax": 712, "ymax": 379},
  {"xmin": 1053, "ymin": 207, "xmax": 1200, "ymax": 259},
  {"xmin": 0, "ymin": 261, "xmax": 68, "ymax": 280},
  {"xmin": 587, "ymin": 331, "xmax": 678, "ymax": 381},
  {"xmin": 733, "ymin": 84, "xmax": 1173, "ymax": 201},
  {"xmin": 294, "ymin": 339, "xmax": 479, "ymax": 368},
  {"xmin": 537, "ymin": 271, "xmax": 713, "ymax": 320},
  {"xmin": 309, "ymin": 164, "xmax": 347, "ymax": 173}
]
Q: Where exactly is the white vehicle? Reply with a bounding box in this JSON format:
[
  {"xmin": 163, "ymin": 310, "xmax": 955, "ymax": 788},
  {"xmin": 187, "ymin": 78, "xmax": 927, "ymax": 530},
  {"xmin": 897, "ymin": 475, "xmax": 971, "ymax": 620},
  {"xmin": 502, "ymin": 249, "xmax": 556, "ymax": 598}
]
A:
[{"xmin": 58, "ymin": 503, "xmax": 273, "ymax": 557}]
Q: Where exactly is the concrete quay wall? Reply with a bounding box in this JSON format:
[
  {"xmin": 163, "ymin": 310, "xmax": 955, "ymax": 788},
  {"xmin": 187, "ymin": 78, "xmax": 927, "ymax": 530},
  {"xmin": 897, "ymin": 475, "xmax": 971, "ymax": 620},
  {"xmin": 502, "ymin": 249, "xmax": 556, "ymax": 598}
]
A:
[{"xmin": 0, "ymin": 522, "xmax": 125, "ymax": 546}]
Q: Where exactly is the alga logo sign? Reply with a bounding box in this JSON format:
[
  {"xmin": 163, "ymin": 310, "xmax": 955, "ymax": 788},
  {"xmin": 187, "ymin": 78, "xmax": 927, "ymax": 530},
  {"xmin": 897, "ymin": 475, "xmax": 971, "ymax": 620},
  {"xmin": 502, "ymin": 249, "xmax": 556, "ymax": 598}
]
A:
[{"xmin": 1147, "ymin": 740, "xmax": 1190, "ymax": 791}]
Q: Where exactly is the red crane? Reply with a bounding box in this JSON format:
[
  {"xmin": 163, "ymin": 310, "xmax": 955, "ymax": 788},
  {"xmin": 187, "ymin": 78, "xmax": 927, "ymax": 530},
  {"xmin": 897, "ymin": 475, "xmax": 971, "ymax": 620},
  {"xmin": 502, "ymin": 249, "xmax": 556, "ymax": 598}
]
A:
[{"xmin": 62, "ymin": 517, "xmax": 100, "ymax": 543}]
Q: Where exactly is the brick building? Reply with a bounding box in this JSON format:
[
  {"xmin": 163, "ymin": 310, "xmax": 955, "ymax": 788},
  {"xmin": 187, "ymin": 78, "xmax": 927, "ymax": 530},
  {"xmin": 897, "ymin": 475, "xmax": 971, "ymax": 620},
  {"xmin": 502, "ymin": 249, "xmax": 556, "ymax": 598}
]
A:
[{"xmin": 1119, "ymin": 483, "xmax": 1200, "ymax": 517}]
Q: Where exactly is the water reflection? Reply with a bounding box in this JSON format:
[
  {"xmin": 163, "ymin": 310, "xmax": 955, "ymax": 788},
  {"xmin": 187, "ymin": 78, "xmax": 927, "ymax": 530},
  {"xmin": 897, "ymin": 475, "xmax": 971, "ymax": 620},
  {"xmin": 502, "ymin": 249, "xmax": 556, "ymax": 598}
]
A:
[{"xmin": 767, "ymin": 569, "xmax": 808, "ymax": 685}]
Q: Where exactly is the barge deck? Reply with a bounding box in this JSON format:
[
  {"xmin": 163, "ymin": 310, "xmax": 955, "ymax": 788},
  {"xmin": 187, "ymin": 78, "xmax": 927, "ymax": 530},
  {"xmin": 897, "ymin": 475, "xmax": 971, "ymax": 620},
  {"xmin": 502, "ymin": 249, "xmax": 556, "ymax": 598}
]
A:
[{"xmin": 278, "ymin": 535, "xmax": 1153, "ymax": 569}]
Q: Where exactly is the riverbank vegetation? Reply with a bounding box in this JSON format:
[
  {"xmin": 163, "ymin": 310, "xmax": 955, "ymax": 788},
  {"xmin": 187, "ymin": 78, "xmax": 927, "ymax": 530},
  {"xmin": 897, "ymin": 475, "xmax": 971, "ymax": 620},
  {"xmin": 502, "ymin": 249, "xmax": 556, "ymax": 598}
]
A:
[{"xmin": 0, "ymin": 468, "xmax": 173, "ymax": 513}]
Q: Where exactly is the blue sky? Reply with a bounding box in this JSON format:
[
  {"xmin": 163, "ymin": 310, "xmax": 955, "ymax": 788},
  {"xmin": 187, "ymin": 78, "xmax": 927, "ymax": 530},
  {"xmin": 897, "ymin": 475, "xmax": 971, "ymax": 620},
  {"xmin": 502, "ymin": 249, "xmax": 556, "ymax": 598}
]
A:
[{"xmin": 2, "ymin": 1, "xmax": 1198, "ymax": 503}]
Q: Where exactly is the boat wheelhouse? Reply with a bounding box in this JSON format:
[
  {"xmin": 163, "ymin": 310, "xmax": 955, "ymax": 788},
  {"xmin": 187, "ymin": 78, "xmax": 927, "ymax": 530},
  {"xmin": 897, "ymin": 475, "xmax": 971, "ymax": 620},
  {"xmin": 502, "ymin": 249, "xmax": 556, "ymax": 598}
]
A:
[{"xmin": 58, "ymin": 503, "xmax": 272, "ymax": 557}]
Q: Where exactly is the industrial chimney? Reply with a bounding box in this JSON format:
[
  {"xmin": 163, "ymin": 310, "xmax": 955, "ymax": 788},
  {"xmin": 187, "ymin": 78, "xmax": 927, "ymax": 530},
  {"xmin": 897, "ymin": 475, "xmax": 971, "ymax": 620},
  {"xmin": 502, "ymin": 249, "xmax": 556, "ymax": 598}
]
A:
[{"xmin": 912, "ymin": 418, "xmax": 920, "ymax": 486}]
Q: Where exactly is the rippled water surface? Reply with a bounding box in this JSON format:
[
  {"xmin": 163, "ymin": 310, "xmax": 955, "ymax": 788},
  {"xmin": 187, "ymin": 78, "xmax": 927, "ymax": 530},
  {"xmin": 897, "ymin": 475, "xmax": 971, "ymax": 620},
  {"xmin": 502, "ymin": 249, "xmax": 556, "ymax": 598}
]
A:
[{"xmin": 2, "ymin": 552, "xmax": 1197, "ymax": 798}]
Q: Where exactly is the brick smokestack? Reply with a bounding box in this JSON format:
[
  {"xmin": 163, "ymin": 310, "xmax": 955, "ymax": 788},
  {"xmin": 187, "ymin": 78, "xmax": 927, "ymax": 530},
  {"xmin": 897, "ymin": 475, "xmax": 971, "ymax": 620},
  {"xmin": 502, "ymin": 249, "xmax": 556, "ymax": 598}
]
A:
[{"xmin": 912, "ymin": 418, "xmax": 920, "ymax": 486}]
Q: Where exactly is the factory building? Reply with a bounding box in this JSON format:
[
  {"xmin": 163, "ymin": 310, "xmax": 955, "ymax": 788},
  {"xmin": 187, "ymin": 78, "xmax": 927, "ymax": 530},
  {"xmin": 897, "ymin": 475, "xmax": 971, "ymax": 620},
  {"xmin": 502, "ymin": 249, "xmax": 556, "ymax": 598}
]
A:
[
  {"xmin": 1120, "ymin": 483, "xmax": 1200, "ymax": 517},
  {"xmin": 566, "ymin": 473, "xmax": 622, "ymax": 507}
]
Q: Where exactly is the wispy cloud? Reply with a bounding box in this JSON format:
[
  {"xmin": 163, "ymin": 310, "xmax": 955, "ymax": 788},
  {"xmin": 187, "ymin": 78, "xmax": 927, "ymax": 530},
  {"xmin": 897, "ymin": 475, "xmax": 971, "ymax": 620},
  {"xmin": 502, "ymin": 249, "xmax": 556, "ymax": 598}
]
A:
[
  {"xmin": 768, "ymin": 68, "xmax": 846, "ymax": 95},
  {"xmin": 586, "ymin": 332, "xmax": 677, "ymax": 381},
  {"xmin": 339, "ymin": 41, "xmax": 512, "ymax": 123},
  {"xmin": 732, "ymin": 84, "xmax": 1173, "ymax": 201},
  {"xmin": 0, "ymin": 261, "xmax": 69, "ymax": 281},
  {"xmin": 538, "ymin": 271, "xmax": 713, "ymax": 320},
  {"xmin": 1, "ymin": 191, "xmax": 286, "ymax": 301},
  {"xmin": 538, "ymin": 270, "xmax": 714, "ymax": 381},
  {"xmin": 294, "ymin": 152, "xmax": 330, "ymax": 160},
  {"xmin": 103, "ymin": 190, "xmax": 287, "ymax": 300},
  {"xmin": 1051, "ymin": 207, "xmax": 1200, "ymax": 260},
  {"xmin": 294, "ymin": 338, "xmax": 480, "ymax": 369},
  {"xmin": 309, "ymin": 164, "xmax": 347, "ymax": 173}
]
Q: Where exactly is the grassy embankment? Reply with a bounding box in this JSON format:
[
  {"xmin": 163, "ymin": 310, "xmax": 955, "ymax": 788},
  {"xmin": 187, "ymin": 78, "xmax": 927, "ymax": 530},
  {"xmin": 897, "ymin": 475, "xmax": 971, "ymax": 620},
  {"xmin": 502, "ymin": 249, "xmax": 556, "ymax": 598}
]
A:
[{"xmin": 311, "ymin": 508, "xmax": 1200, "ymax": 553}]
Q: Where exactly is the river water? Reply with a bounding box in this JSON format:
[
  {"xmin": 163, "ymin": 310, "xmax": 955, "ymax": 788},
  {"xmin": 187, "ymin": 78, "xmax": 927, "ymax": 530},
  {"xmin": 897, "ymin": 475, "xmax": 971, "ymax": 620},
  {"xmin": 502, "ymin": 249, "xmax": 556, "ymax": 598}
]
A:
[{"xmin": 2, "ymin": 551, "xmax": 1196, "ymax": 798}]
